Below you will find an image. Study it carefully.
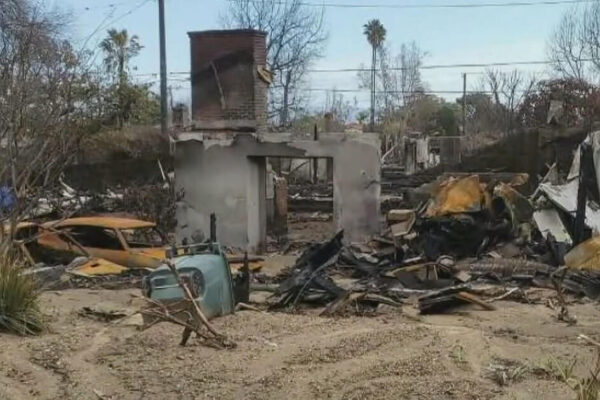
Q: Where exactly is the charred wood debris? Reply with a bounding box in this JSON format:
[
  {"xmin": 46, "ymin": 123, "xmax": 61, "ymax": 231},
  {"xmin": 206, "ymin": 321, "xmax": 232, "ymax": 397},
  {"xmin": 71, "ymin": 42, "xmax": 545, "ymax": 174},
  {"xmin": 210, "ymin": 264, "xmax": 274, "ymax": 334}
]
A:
[
  {"xmin": 18, "ymin": 134, "xmax": 600, "ymax": 320},
  {"xmin": 271, "ymin": 144, "xmax": 600, "ymax": 318}
]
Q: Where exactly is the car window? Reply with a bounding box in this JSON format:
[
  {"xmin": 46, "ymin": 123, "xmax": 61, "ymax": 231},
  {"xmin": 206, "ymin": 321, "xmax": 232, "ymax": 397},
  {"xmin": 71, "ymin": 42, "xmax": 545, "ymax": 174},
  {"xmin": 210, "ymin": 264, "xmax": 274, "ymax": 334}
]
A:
[
  {"xmin": 120, "ymin": 227, "xmax": 165, "ymax": 248},
  {"xmin": 13, "ymin": 225, "xmax": 38, "ymax": 241},
  {"xmin": 62, "ymin": 226, "xmax": 124, "ymax": 250},
  {"xmin": 15, "ymin": 227, "xmax": 86, "ymax": 266},
  {"xmin": 26, "ymin": 239, "xmax": 83, "ymax": 265}
]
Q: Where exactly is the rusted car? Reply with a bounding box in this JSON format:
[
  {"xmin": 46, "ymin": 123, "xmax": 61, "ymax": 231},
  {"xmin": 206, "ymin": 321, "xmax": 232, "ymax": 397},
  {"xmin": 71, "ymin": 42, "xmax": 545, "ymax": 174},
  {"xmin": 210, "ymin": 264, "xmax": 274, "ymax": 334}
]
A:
[
  {"xmin": 39, "ymin": 217, "xmax": 167, "ymax": 269},
  {"xmin": 10, "ymin": 222, "xmax": 128, "ymax": 276}
]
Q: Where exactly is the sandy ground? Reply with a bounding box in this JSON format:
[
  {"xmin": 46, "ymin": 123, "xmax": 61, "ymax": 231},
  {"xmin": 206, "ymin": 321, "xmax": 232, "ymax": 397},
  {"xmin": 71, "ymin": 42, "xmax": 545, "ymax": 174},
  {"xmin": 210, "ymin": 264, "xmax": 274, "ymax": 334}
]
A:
[
  {"xmin": 287, "ymin": 213, "xmax": 335, "ymax": 243},
  {"xmin": 1, "ymin": 286, "xmax": 600, "ymax": 400}
]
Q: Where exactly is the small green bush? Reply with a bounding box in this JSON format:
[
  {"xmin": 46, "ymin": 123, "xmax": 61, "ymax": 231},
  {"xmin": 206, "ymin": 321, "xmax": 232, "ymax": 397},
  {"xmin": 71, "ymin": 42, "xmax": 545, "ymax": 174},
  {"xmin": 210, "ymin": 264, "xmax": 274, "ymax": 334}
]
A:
[{"xmin": 0, "ymin": 255, "xmax": 44, "ymax": 335}]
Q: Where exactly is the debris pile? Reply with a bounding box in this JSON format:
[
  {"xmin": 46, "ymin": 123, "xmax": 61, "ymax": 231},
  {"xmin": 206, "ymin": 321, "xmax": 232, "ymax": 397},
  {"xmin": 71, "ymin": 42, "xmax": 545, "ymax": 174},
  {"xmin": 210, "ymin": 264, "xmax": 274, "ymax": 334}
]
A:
[
  {"xmin": 272, "ymin": 151, "xmax": 600, "ymax": 316},
  {"xmin": 11, "ymin": 132, "xmax": 600, "ymax": 330}
]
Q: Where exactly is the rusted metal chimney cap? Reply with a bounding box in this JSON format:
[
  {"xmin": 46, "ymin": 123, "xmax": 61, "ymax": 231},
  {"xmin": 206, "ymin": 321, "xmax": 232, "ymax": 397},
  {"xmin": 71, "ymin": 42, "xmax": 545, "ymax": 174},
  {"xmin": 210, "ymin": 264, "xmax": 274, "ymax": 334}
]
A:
[{"xmin": 187, "ymin": 29, "xmax": 267, "ymax": 38}]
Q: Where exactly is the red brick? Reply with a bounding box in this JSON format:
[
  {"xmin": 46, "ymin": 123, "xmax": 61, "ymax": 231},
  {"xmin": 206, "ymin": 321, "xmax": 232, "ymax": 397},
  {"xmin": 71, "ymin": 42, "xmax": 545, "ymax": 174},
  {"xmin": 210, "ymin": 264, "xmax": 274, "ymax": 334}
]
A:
[{"xmin": 188, "ymin": 30, "xmax": 269, "ymax": 131}]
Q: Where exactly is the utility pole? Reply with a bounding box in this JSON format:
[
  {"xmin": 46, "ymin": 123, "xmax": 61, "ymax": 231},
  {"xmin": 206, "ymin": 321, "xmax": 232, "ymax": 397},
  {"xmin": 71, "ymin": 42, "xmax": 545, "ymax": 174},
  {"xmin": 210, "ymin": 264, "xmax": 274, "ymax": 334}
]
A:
[
  {"xmin": 462, "ymin": 72, "xmax": 467, "ymax": 136},
  {"xmin": 370, "ymin": 47, "xmax": 376, "ymax": 132},
  {"xmin": 158, "ymin": 0, "xmax": 168, "ymax": 136}
]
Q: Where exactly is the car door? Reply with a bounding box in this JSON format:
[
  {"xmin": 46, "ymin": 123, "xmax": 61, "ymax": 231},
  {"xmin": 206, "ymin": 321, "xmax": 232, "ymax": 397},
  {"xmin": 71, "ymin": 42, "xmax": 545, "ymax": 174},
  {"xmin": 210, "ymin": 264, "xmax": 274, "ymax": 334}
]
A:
[
  {"xmin": 59, "ymin": 225, "xmax": 131, "ymax": 267},
  {"xmin": 118, "ymin": 227, "xmax": 165, "ymax": 269},
  {"xmin": 37, "ymin": 226, "xmax": 86, "ymax": 256}
]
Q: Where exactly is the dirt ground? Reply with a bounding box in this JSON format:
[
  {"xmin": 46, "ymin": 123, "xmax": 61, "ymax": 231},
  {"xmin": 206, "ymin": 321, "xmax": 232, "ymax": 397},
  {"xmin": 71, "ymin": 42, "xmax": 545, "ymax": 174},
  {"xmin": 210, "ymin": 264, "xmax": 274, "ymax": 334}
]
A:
[
  {"xmin": 287, "ymin": 213, "xmax": 335, "ymax": 243},
  {"xmin": 1, "ymin": 286, "xmax": 600, "ymax": 400}
]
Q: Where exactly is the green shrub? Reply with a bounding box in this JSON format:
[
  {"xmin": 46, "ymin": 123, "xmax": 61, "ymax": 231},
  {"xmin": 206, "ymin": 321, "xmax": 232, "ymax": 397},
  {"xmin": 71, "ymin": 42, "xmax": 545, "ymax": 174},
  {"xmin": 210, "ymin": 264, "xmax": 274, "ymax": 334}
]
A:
[{"xmin": 0, "ymin": 255, "xmax": 44, "ymax": 335}]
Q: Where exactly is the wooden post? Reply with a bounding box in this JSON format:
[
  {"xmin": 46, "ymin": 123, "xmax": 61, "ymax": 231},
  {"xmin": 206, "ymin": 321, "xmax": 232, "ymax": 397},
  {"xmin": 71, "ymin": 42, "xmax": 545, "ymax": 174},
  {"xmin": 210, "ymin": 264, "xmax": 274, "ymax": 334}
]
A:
[
  {"xmin": 313, "ymin": 124, "xmax": 318, "ymax": 183},
  {"xmin": 462, "ymin": 73, "xmax": 467, "ymax": 137},
  {"xmin": 324, "ymin": 113, "xmax": 334, "ymax": 182},
  {"xmin": 210, "ymin": 212, "xmax": 216, "ymax": 242},
  {"xmin": 574, "ymin": 143, "xmax": 593, "ymax": 245}
]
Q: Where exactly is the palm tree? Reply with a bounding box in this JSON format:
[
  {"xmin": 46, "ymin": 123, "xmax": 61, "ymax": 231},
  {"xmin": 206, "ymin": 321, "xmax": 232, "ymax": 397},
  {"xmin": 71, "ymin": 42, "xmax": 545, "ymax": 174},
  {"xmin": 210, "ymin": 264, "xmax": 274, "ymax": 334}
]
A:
[
  {"xmin": 100, "ymin": 28, "xmax": 142, "ymax": 85},
  {"xmin": 99, "ymin": 29, "xmax": 143, "ymax": 127},
  {"xmin": 363, "ymin": 20, "xmax": 386, "ymax": 131}
]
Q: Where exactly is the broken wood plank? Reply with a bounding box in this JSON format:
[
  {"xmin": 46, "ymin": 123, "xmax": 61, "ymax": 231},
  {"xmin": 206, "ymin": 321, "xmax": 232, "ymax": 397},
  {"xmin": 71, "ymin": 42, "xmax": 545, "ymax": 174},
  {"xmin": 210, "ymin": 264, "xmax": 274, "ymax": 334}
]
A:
[
  {"xmin": 455, "ymin": 291, "xmax": 496, "ymax": 311},
  {"xmin": 320, "ymin": 291, "xmax": 359, "ymax": 316}
]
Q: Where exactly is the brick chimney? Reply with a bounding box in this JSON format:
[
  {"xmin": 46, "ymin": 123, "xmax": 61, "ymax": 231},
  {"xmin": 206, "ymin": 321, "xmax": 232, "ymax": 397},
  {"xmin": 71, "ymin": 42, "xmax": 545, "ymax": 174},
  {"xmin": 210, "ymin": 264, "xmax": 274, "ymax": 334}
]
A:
[{"xmin": 188, "ymin": 29, "xmax": 269, "ymax": 132}]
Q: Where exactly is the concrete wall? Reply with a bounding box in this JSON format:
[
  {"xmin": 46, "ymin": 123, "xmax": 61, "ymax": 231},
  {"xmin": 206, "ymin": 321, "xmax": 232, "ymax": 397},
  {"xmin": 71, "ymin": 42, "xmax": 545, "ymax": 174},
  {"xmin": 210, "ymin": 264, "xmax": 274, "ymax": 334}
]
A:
[{"xmin": 175, "ymin": 132, "xmax": 381, "ymax": 251}]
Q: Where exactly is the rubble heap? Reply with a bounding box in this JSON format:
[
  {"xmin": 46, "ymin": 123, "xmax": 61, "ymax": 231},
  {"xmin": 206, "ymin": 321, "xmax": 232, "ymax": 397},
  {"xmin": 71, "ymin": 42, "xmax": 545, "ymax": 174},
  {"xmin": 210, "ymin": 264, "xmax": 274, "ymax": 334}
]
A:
[{"xmin": 273, "ymin": 131, "xmax": 600, "ymax": 316}]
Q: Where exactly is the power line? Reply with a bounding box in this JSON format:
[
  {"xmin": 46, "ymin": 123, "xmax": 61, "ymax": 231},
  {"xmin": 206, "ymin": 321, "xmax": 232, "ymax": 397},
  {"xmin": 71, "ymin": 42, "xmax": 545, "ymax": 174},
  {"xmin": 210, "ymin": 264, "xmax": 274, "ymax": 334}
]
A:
[
  {"xmin": 225, "ymin": 0, "xmax": 593, "ymax": 9},
  {"xmin": 79, "ymin": 0, "xmax": 153, "ymax": 70},
  {"xmin": 291, "ymin": 88, "xmax": 532, "ymax": 94},
  {"xmin": 307, "ymin": 59, "xmax": 564, "ymax": 73},
  {"xmin": 82, "ymin": 0, "xmax": 152, "ymax": 46},
  {"xmin": 138, "ymin": 77, "xmax": 192, "ymax": 82},
  {"xmin": 77, "ymin": 1, "xmax": 132, "ymax": 12},
  {"xmin": 131, "ymin": 58, "xmax": 591, "ymax": 77},
  {"xmin": 135, "ymin": 78, "xmax": 531, "ymax": 95},
  {"xmin": 103, "ymin": 0, "xmax": 153, "ymax": 27}
]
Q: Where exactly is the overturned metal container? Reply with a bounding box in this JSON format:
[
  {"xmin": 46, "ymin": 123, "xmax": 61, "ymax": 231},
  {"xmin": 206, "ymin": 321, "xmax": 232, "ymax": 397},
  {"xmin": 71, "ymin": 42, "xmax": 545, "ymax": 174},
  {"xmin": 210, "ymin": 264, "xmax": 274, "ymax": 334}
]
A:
[{"xmin": 142, "ymin": 243, "xmax": 236, "ymax": 321}]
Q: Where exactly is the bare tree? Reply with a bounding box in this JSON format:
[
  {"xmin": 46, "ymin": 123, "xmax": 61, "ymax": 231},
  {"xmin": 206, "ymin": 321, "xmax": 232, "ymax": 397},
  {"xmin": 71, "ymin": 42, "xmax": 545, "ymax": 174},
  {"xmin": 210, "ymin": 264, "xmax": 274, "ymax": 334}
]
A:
[
  {"xmin": 357, "ymin": 40, "xmax": 427, "ymax": 149},
  {"xmin": 358, "ymin": 42, "xmax": 427, "ymax": 115},
  {"xmin": 0, "ymin": 0, "xmax": 98, "ymax": 248},
  {"xmin": 583, "ymin": 2, "xmax": 600, "ymax": 74},
  {"xmin": 377, "ymin": 47, "xmax": 398, "ymax": 118},
  {"xmin": 548, "ymin": 8, "xmax": 588, "ymax": 81},
  {"xmin": 222, "ymin": 0, "xmax": 327, "ymax": 127},
  {"xmin": 548, "ymin": 1, "xmax": 600, "ymax": 81},
  {"xmin": 324, "ymin": 89, "xmax": 356, "ymax": 125},
  {"xmin": 398, "ymin": 42, "xmax": 427, "ymax": 108},
  {"xmin": 269, "ymin": 62, "xmax": 309, "ymax": 127},
  {"xmin": 481, "ymin": 69, "xmax": 536, "ymax": 135},
  {"xmin": 355, "ymin": 41, "xmax": 427, "ymax": 152}
]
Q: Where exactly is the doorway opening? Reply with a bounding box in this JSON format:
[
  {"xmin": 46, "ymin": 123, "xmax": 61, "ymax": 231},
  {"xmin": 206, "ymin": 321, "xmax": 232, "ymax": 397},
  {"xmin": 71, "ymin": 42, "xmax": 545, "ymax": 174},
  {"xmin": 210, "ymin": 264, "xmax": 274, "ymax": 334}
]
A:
[{"xmin": 266, "ymin": 156, "xmax": 334, "ymax": 249}]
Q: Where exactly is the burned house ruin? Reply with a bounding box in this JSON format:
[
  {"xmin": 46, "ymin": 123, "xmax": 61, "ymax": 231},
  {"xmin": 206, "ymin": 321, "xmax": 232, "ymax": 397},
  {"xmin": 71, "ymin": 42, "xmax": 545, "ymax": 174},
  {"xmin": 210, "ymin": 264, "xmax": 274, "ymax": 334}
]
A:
[{"xmin": 175, "ymin": 29, "xmax": 381, "ymax": 251}]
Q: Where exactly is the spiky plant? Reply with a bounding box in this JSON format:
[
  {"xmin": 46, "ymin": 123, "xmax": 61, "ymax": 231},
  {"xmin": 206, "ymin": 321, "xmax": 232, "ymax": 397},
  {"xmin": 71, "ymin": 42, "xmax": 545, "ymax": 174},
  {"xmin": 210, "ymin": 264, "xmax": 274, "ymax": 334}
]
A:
[{"xmin": 0, "ymin": 254, "xmax": 45, "ymax": 335}]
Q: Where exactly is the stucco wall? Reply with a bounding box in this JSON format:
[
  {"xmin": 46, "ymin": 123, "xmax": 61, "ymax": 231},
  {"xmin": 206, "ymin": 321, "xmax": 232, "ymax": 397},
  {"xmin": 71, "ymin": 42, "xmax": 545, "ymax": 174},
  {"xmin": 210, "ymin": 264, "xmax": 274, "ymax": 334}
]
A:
[{"xmin": 175, "ymin": 132, "xmax": 381, "ymax": 251}]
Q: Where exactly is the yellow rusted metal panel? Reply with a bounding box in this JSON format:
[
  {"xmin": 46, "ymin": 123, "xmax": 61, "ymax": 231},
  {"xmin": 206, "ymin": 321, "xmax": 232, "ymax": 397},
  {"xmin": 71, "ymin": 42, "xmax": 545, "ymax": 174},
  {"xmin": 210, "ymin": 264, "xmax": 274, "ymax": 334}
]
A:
[
  {"xmin": 71, "ymin": 258, "xmax": 130, "ymax": 276},
  {"xmin": 45, "ymin": 217, "xmax": 156, "ymax": 230},
  {"xmin": 565, "ymin": 236, "xmax": 600, "ymax": 271},
  {"xmin": 124, "ymin": 250, "xmax": 164, "ymax": 269},
  {"xmin": 229, "ymin": 261, "xmax": 263, "ymax": 272},
  {"xmin": 425, "ymin": 175, "xmax": 485, "ymax": 217}
]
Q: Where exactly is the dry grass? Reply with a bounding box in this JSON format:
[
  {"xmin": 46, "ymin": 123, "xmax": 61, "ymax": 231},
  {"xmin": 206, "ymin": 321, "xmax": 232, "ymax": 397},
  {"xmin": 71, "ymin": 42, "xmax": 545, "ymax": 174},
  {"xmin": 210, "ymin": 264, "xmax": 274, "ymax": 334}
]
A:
[
  {"xmin": 485, "ymin": 358, "xmax": 530, "ymax": 386},
  {"xmin": 539, "ymin": 356, "xmax": 577, "ymax": 383},
  {"xmin": 0, "ymin": 253, "xmax": 45, "ymax": 335},
  {"xmin": 571, "ymin": 351, "xmax": 600, "ymax": 400},
  {"xmin": 538, "ymin": 349, "xmax": 600, "ymax": 400},
  {"xmin": 450, "ymin": 343, "xmax": 468, "ymax": 367}
]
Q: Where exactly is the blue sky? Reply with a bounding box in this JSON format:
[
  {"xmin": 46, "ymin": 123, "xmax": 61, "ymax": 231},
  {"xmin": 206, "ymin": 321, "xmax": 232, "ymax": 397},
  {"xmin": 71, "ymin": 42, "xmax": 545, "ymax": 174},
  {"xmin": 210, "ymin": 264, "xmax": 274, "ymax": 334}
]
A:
[{"xmin": 51, "ymin": 0, "xmax": 573, "ymax": 111}]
